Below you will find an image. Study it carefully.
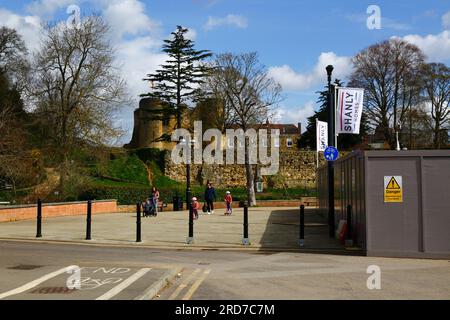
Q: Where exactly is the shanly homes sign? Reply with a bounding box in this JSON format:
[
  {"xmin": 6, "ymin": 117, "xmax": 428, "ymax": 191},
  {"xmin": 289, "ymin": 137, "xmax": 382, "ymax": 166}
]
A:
[{"xmin": 336, "ymin": 88, "xmax": 364, "ymax": 134}]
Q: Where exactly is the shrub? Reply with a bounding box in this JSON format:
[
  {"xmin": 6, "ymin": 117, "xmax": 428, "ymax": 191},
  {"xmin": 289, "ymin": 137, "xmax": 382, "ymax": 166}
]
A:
[
  {"xmin": 79, "ymin": 184, "xmax": 185, "ymax": 205},
  {"xmin": 94, "ymin": 153, "xmax": 148, "ymax": 185},
  {"xmin": 133, "ymin": 148, "xmax": 167, "ymax": 172}
]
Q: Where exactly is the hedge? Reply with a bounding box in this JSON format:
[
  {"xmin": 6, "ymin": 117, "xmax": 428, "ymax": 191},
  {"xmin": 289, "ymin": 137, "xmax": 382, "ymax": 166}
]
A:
[{"xmin": 79, "ymin": 184, "xmax": 185, "ymax": 205}]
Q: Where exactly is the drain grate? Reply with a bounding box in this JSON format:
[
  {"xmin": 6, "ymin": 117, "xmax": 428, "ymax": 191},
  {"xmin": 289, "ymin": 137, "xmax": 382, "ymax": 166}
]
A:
[
  {"xmin": 30, "ymin": 287, "xmax": 77, "ymax": 294},
  {"xmin": 198, "ymin": 262, "xmax": 210, "ymax": 265},
  {"xmin": 8, "ymin": 265, "xmax": 43, "ymax": 270}
]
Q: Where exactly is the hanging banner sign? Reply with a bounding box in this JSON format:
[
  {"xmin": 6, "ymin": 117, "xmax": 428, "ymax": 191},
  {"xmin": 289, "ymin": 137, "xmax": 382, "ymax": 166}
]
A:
[
  {"xmin": 316, "ymin": 120, "xmax": 328, "ymax": 152},
  {"xmin": 336, "ymin": 88, "xmax": 364, "ymax": 134}
]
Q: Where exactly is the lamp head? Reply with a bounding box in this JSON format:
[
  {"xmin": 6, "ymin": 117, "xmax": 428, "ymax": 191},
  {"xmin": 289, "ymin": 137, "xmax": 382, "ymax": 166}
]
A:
[{"xmin": 326, "ymin": 65, "xmax": 334, "ymax": 76}]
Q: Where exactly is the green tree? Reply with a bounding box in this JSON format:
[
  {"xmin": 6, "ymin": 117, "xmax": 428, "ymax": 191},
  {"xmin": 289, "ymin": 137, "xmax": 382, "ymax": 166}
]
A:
[
  {"xmin": 298, "ymin": 79, "xmax": 369, "ymax": 150},
  {"xmin": 142, "ymin": 26, "xmax": 212, "ymax": 130}
]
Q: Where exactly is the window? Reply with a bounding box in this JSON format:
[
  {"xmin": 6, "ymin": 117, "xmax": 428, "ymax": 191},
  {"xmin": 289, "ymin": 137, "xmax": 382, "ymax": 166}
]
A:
[{"xmin": 286, "ymin": 138, "xmax": 293, "ymax": 148}]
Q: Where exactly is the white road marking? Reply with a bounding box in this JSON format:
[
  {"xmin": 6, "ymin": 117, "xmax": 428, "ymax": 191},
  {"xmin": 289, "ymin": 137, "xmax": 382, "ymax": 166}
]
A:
[
  {"xmin": 0, "ymin": 266, "xmax": 72, "ymax": 299},
  {"xmin": 95, "ymin": 268, "xmax": 151, "ymax": 300}
]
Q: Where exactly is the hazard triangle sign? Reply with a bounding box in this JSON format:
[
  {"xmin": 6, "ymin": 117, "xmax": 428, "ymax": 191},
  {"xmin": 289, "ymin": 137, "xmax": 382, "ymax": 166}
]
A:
[{"xmin": 384, "ymin": 176, "xmax": 403, "ymax": 203}]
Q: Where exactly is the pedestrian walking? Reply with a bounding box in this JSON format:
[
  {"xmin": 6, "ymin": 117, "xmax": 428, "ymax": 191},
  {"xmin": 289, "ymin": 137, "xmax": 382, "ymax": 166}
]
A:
[
  {"xmin": 191, "ymin": 197, "xmax": 200, "ymax": 220},
  {"xmin": 224, "ymin": 191, "xmax": 233, "ymax": 215},
  {"xmin": 151, "ymin": 186, "xmax": 160, "ymax": 216},
  {"xmin": 204, "ymin": 182, "xmax": 216, "ymax": 214}
]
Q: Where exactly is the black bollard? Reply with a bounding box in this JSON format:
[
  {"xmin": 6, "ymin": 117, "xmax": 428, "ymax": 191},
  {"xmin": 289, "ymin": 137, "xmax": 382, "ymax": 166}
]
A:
[
  {"xmin": 85, "ymin": 200, "xmax": 92, "ymax": 240},
  {"xmin": 346, "ymin": 204, "xmax": 353, "ymax": 246},
  {"xmin": 187, "ymin": 201, "xmax": 194, "ymax": 244},
  {"xmin": 299, "ymin": 205, "xmax": 305, "ymax": 247},
  {"xmin": 136, "ymin": 202, "xmax": 142, "ymax": 242},
  {"xmin": 242, "ymin": 205, "xmax": 249, "ymax": 245},
  {"xmin": 36, "ymin": 199, "xmax": 42, "ymax": 238}
]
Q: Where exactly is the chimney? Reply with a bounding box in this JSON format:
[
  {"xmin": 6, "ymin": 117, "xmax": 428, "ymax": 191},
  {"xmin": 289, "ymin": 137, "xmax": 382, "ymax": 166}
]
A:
[{"xmin": 298, "ymin": 122, "xmax": 302, "ymax": 135}]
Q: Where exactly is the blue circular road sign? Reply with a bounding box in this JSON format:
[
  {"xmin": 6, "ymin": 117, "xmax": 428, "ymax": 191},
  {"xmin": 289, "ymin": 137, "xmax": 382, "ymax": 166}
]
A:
[{"xmin": 324, "ymin": 146, "xmax": 339, "ymax": 161}]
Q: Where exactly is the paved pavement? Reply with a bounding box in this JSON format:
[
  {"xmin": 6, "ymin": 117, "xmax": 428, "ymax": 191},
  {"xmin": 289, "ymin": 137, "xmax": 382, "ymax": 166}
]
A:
[
  {"xmin": 1, "ymin": 207, "xmax": 449, "ymax": 300},
  {"xmin": 0, "ymin": 207, "xmax": 344, "ymax": 251},
  {"xmin": 0, "ymin": 241, "xmax": 449, "ymax": 300}
]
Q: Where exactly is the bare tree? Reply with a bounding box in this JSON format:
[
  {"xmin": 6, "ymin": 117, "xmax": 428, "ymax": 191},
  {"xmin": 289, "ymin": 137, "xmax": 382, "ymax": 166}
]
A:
[
  {"xmin": 0, "ymin": 27, "xmax": 29, "ymax": 92},
  {"xmin": 207, "ymin": 52, "xmax": 282, "ymax": 206},
  {"xmin": 0, "ymin": 90, "xmax": 31, "ymax": 196},
  {"xmin": 421, "ymin": 63, "xmax": 450, "ymax": 149},
  {"xmin": 349, "ymin": 39, "xmax": 424, "ymax": 148},
  {"xmin": 402, "ymin": 103, "xmax": 433, "ymax": 149},
  {"xmin": 27, "ymin": 17, "xmax": 129, "ymax": 192},
  {"xmin": 0, "ymin": 27, "xmax": 28, "ymax": 76}
]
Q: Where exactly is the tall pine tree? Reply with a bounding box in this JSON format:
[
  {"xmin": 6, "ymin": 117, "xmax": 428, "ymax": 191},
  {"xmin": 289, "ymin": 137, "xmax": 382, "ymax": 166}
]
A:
[
  {"xmin": 298, "ymin": 79, "xmax": 369, "ymax": 150},
  {"xmin": 142, "ymin": 26, "xmax": 212, "ymax": 130}
]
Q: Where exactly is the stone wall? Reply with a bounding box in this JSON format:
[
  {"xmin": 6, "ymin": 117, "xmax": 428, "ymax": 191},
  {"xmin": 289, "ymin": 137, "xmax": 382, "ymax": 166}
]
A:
[{"xmin": 164, "ymin": 150, "xmax": 328, "ymax": 189}]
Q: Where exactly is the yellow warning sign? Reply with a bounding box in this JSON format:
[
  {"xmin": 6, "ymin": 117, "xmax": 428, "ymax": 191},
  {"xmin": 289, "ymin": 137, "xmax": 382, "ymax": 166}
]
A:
[{"xmin": 384, "ymin": 176, "xmax": 403, "ymax": 203}]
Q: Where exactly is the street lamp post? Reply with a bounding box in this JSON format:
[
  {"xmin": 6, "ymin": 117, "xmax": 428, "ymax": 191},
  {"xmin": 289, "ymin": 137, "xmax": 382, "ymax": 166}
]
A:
[
  {"xmin": 181, "ymin": 137, "xmax": 195, "ymax": 244},
  {"xmin": 326, "ymin": 65, "xmax": 336, "ymax": 238}
]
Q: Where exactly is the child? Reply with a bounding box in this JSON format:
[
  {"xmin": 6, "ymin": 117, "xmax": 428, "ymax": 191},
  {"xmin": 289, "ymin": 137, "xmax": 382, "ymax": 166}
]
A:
[
  {"xmin": 224, "ymin": 191, "xmax": 233, "ymax": 215},
  {"xmin": 143, "ymin": 198, "xmax": 151, "ymax": 217},
  {"xmin": 191, "ymin": 197, "xmax": 200, "ymax": 220}
]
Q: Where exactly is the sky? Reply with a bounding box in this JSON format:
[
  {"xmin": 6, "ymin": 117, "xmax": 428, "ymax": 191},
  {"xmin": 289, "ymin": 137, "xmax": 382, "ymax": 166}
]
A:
[{"xmin": 1, "ymin": 0, "xmax": 449, "ymax": 144}]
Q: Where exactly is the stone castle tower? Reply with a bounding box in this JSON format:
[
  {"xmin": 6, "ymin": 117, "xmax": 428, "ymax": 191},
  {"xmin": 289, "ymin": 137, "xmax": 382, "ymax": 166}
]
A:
[{"xmin": 125, "ymin": 98, "xmax": 178, "ymax": 150}]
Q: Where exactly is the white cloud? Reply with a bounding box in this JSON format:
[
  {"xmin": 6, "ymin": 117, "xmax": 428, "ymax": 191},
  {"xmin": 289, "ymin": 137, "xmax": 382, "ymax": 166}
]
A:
[
  {"xmin": 382, "ymin": 17, "xmax": 412, "ymax": 31},
  {"xmin": 272, "ymin": 101, "xmax": 316, "ymax": 132},
  {"xmin": 204, "ymin": 14, "xmax": 248, "ymax": 31},
  {"xmin": 0, "ymin": 9, "xmax": 42, "ymax": 52},
  {"xmin": 26, "ymin": 0, "xmax": 76, "ymax": 17},
  {"xmin": 442, "ymin": 11, "xmax": 450, "ymax": 29},
  {"xmin": 185, "ymin": 28, "xmax": 197, "ymax": 40},
  {"xmin": 268, "ymin": 52, "xmax": 352, "ymax": 92},
  {"xmin": 116, "ymin": 36, "xmax": 167, "ymax": 99},
  {"xmin": 395, "ymin": 30, "xmax": 450, "ymax": 62},
  {"xmin": 103, "ymin": 0, "xmax": 160, "ymax": 39},
  {"xmin": 393, "ymin": 11, "xmax": 450, "ymax": 63},
  {"xmin": 1, "ymin": 0, "xmax": 168, "ymax": 144}
]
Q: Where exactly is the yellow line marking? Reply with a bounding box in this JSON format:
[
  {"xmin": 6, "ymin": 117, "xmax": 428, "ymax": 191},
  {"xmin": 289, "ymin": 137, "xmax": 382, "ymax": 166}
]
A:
[
  {"xmin": 181, "ymin": 269, "xmax": 211, "ymax": 300},
  {"xmin": 168, "ymin": 269, "xmax": 201, "ymax": 300}
]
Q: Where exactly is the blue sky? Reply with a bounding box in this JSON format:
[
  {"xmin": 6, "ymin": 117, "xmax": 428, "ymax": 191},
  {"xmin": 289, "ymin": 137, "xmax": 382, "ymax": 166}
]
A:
[{"xmin": 1, "ymin": 0, "xmax": 449, "ymax": 143}]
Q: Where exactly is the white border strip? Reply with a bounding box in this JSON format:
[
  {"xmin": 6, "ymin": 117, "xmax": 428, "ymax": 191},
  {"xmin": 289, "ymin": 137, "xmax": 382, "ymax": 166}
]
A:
[
  {"xmin": 96, "ymin": 268, "xmax": 151, "ymax": 300},
  {"xmin": 0, "ymin": 266, "xmax": 71, "ymax": 299}
]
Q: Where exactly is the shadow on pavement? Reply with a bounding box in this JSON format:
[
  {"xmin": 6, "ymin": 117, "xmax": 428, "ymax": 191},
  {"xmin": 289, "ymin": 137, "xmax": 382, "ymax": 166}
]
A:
[{"xmin": 258, "ymin": 208, "xmax": 363, "ymax": 255}]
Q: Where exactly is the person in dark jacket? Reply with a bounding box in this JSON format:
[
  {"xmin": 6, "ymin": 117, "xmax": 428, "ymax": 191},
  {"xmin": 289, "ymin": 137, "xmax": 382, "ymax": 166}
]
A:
[{"xmin": 204, "ymin": 182, "xmax": 216, "ymax": 214}]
